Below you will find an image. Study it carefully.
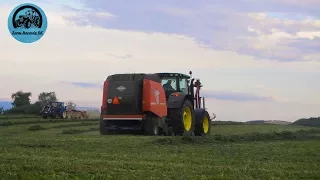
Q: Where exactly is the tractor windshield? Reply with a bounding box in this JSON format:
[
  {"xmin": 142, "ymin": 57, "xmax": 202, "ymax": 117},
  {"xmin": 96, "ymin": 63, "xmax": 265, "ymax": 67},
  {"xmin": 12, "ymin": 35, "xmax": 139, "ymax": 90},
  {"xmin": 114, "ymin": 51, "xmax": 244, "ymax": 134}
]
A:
[
  {"xmin": 179, "ymin": 78, "xmax": 188, "ymax": 93},
  {"xmin": 161, "ymin": 78, "xmax": 177, "ymax": 91}
]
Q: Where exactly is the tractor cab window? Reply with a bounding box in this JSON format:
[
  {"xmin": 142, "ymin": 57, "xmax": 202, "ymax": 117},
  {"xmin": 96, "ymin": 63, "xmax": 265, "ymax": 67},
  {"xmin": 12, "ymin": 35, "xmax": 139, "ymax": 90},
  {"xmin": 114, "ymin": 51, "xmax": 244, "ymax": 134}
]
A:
[
  {"xmin": 161, "ymin": 78, "xmax": 177, "ymax": 91},
  {"xmin": 179, "ymin": 78, "xmax": 188, "ymax": 93}
]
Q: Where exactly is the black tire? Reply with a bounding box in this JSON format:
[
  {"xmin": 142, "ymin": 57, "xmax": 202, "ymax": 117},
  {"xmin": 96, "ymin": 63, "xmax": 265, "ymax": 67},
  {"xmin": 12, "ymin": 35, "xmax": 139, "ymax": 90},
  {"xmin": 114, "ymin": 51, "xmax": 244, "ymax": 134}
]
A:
[
  {"xmin": 169, "ymin": 99, "xmax": 195, "ymax": 136},
  {"xmin": 15, "ymin": 19, "xmax": 22, "ymax": 27},
  {"xmin": 195, "ymin": 111, "xmax": 211, "ymax": 136},
  {"xmin": 60, "ymin": 111, "xmax": 67, "ymax": 119},
  {"xmin": 144, "ymin": 116, "xmax": 160, "ymax": 136},
  {"xmin": 167, "ymin": 126, "xmax": 174, "ymax": 136},
  {"xmin": 42, "ymin": 113, "xmax": 47, "ymax": 119},
  {"xmin": 162, "ymin": 124, "xmax": 174, "ymax": 136},
  {"xmin": 34, "ymin": 17, "xmax": 40, "ymax": 27},
  {"xmin": 99, "ymin": 120, "xmax": 108, "ymax": 135}
]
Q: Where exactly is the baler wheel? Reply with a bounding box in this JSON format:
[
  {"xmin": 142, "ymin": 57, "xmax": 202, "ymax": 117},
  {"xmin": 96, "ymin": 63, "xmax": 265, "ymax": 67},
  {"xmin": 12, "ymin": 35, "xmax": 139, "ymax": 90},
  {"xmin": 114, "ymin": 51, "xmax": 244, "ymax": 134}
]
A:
[
  {"xmin": 144, "ymin": 116, "xmax": 160, "ymax": 136},
  {"xmin": 99, "ymin": 120, "xmax": 109, "ymax": 135}
]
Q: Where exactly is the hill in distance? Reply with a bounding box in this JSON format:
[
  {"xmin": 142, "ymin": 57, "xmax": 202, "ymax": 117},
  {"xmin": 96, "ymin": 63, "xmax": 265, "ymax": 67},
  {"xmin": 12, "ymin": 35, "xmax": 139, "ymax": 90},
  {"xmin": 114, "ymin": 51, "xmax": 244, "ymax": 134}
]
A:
[
  {"xmin": 245, "ymin": 120, "xmax": 291, "ymax": 125},
  {"xmin": 0, "ymin": 101, "xmax": 13, "ymax": 110}
]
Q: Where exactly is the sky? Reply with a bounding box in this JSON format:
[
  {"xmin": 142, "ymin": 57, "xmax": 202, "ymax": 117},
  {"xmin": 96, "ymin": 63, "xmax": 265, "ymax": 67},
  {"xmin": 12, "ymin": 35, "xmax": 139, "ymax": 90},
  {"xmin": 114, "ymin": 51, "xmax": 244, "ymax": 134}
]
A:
[{"xmin": 0, "ymin": 0, "xmax": 320, "ymax": 121}]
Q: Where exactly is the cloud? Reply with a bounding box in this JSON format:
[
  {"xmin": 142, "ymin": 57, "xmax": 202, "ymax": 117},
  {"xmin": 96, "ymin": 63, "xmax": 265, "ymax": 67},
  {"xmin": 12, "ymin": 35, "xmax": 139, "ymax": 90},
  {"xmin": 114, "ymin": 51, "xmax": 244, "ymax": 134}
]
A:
[
  {"xmin": 62, "ymin": 81, "xmax": 274, "ymax": 102},
  {"xmin": 205, "ymin": 99, "xmax": 320, "ymax": 122},
  {"xmin": 287, "ymin": 37, "xmax": 320, "ymax": 54},
  {"xmin": 202, "ymin": 90, "xmax": 273, "ymax": 101},
  {"xmin": 104, "ymin": 53, "xmax": 133, "ymax": 59},
  {"xmin": 71, "ymin": 0, "xmax": 320, "ymax": 62},
  {"xmin": 61, "ymin": 82, "xmax": 102, "ymax": 88},
  {"xmin": 61, "ymin": 5, "xmax": 116, "ymax": 26}
]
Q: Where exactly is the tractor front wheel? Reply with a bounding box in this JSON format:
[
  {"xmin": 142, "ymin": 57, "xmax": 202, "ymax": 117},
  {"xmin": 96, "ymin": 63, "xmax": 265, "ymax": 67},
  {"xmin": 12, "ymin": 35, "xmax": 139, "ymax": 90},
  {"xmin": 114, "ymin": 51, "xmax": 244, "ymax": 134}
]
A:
[
  {"xmin": 195, "ymin": 111, "xmax": 211, "ymax": 136},
  {"xmin": 169, "ymin": 100, "xmax": 195, "ymax": 136},
  {"xmin": 60, "ymin": 111, "xmax": 67, "ymax": 119}
]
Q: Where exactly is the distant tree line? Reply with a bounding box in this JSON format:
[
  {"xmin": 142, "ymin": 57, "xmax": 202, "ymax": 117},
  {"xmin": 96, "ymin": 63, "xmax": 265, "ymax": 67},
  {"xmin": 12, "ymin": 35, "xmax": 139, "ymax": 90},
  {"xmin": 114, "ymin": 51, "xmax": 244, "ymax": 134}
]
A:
[
  {"xmin": 1, "ymin": 90, "xmax": 319, "ymax": 127},
  {"xmin": 211, "ymin": 121, "xmax": 244, "ymax": 125},
  {"xmin": 2, "ymin": 90, "xmax": 76, "ymax": 115},
  {"xmin": 293, "ymin": 117, "xmax": 320, "ymax": 127}
]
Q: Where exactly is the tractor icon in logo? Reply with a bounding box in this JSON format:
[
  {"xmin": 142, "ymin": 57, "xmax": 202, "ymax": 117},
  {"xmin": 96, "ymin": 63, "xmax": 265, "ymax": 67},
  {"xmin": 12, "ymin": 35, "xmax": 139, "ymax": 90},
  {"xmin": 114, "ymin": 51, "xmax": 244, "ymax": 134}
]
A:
[
  {"xmin": 152, "ymin": 88, "xmax": 160, "ymax": 105},
  {"xmin": 8, "ymin": 3, "xmax": 47, "ymax": 43},
  {"xmin": 13, "ymin": 8, "xmax": 42, "ymax": 29}
]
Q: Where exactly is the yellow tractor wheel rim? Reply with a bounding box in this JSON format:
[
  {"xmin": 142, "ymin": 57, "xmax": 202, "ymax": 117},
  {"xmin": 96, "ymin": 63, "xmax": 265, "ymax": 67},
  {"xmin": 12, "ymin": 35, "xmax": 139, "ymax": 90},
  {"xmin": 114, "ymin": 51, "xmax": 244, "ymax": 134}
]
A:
[
  {"xmin": 183, "ymin": 106, "xmax": 192, "ymax": 131},
  {"xmin": 203, "ymin": 116, "xmax": 209, "ymax": 133}
]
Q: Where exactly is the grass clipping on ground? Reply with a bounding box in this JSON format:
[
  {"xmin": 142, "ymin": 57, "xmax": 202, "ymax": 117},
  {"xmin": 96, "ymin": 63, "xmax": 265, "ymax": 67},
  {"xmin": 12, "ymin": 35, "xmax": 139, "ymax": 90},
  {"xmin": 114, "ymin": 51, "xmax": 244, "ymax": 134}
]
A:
[
  {"xmin": 62, "ymin": 128, "xmax": 99, "ymax": 134},
  {"xmin": 154, "ymin": 129, "xmax": 320, "ymax": 145},
  {"xmin": 27, "ymin": 125, "xmax": 47, "ymax": 131}
]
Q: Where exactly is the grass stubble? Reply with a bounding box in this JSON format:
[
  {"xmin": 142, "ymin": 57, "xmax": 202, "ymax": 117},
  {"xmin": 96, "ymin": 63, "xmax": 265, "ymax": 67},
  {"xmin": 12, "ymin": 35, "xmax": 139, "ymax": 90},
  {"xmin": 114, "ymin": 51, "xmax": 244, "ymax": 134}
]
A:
[{"xmin": 0, "ymin": 118, "xmax": 319, "ymax": 179}]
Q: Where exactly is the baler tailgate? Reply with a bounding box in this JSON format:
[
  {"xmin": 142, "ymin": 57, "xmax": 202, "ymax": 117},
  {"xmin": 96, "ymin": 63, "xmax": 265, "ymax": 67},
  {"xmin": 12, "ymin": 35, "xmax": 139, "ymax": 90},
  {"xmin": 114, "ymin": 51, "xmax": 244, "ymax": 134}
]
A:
[{"xmin": 105, "ymin": 81, "xmax": 143, "ymax": 115}]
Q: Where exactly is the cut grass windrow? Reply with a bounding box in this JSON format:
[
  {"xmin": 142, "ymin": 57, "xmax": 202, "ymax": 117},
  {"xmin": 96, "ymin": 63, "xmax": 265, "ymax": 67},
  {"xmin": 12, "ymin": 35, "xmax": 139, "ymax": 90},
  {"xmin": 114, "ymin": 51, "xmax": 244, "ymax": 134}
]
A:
[
  {"xmin": 154, "ymin": 128, "xmax": 320, "ymax": 145},
  {"xmin": 51, "ymin": 122, "xmax": 98, "ymax": 129},
  {"xmin": 27, "ymin": 125, "xmax": 48, "ymax": 131},
  {"xmin": 0, "ymin": 115, "xmax": 39, "ymax": 120},
  {"xmin": 62, "ymin": 128, "xmax": 99, "ymax": 134},
  {"xmin": 0, "ymin": 119, "xmax": 99, "ymax": 126}
]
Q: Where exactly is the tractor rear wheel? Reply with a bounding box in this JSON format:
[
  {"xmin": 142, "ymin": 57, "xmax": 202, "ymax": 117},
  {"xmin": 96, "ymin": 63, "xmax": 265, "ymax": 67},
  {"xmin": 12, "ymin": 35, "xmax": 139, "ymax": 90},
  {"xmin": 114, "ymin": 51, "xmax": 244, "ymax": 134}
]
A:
[
  {"xmin": 144, "ymin": 116, "xmax": 160, "ymax": 136},
  {"xmin": 195, "ymin": 111, "xmax": 211, "ymax": 136},
  {"xmin": 169, "ymin": 100, "xmax": 195, "ymax": 136}
]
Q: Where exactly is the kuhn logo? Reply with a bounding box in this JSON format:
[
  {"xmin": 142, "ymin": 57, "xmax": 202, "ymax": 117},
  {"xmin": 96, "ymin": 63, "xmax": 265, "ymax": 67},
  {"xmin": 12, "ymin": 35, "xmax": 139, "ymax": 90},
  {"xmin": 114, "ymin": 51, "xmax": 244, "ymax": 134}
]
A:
[
  {"xmin": 152, "ymin": 88, "xmax": 160, "ymax": 104},
  {"xmin": 116, "ymin": 86, "xmax": 126, "ymax": 91}
]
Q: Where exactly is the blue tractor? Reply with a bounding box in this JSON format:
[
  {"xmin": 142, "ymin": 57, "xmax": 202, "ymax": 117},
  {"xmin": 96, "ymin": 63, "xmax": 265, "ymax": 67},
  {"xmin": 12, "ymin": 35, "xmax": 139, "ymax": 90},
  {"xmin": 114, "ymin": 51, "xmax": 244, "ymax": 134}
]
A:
[{"xmin": 40, "ymin": 102, "xmax": 67, "ymax": 119}]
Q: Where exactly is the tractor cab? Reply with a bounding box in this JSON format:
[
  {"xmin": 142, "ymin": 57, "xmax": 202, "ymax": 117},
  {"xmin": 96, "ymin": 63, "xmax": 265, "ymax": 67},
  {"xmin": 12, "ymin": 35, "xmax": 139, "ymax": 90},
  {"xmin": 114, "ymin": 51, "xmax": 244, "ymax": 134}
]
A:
[
  {"xmin": 51, "ymin": 102, "xmax": 64, "ymax": 108},
  {"xmin": 49, "ymin": 102, "xmax": 66, "ymax": 111},
  {"xmin": 156, "ymin": 71, "xmax": 205, "ymax": 110},
  {"xmin": 156, "ymin": 72, "xmax": 191, "ymax": 98}
]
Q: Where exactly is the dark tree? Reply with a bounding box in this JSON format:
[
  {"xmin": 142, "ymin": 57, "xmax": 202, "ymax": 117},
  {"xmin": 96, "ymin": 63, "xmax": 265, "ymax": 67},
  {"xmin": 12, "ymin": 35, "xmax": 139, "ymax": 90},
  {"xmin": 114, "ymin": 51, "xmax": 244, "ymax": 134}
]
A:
[
  {"xmin": 37, "ymin": 92, "xmax": 58, "ymax": 105},
  {"xmin": 11, "ymin": 91, "xmax": 32, "ymax": 107}
]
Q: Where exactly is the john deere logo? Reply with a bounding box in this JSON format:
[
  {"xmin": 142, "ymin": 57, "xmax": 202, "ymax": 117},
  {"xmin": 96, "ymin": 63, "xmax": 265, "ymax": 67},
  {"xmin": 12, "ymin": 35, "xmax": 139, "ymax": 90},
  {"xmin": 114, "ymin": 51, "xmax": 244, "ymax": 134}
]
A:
[{"xmin": 7, "ymin": 3, "xmax": 48, "ymax": 43}]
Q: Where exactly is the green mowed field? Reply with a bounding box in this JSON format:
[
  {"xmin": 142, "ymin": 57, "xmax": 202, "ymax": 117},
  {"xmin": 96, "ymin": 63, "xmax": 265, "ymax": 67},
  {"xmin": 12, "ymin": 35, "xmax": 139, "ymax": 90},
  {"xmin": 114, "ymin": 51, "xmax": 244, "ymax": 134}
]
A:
[{"xmin": 1, "ymin": 118, "xmax": 320, "ymax": 179}]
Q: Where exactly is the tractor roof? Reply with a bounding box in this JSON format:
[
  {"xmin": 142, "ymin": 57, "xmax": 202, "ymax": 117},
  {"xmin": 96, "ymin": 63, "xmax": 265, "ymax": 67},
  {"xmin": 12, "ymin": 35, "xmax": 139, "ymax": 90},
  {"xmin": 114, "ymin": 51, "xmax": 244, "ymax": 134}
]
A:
[
  {"xmin": 106, "ymin": 73, "xmax": 190, "ymax": 81},
  {"xmin": 156, "ymin": 73, "xmax": 190, "ymax": 79}
]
